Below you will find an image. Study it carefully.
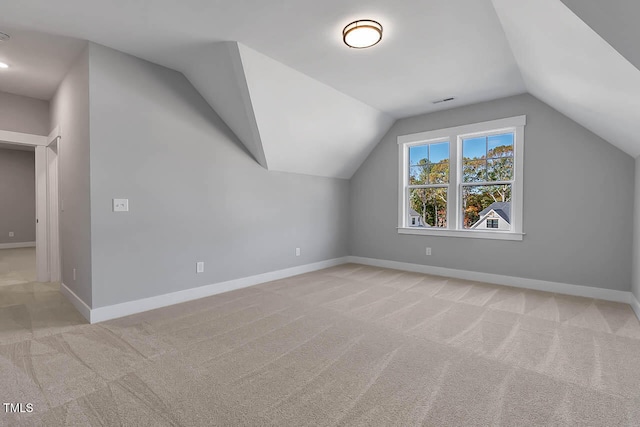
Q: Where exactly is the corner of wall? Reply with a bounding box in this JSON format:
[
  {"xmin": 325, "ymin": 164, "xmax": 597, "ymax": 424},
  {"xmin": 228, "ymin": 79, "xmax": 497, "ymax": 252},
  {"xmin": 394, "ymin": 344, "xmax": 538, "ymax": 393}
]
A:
[{"xmin": 632, "ymin": 155, "xmax": 640, "ymax": 303}]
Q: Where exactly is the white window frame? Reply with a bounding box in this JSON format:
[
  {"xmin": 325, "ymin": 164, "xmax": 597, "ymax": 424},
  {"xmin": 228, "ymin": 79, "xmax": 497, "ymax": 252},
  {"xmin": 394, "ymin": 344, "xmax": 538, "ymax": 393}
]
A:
[{"xmin": 397, "ymin": 115, "xmax": 525, "ymax": 241}]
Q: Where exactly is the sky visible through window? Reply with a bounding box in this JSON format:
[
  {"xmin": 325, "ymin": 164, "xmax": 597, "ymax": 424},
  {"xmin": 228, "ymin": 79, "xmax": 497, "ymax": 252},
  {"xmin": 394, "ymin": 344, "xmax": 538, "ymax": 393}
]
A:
[
  {"xmin": 463, "ymin": 133, "xmax": 513, "ymax": 160},
  {"xmin": 409, "ymin": 142, "xmax": 449, "ymax": 166},
  {"xmin": 406, "ymin": 133, "xmax": 514, "ymax": 230}
]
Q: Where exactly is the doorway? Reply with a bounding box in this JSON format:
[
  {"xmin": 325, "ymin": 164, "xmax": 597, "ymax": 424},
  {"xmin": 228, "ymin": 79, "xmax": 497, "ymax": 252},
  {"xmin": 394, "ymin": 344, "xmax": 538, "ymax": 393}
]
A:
[
  {"xmin": 0, "ymin": 143, "xmax": 37, "ymax": 286},
  {"xmin": 0, "ymin": 127, "xmax": 60, "ymax": 283}
]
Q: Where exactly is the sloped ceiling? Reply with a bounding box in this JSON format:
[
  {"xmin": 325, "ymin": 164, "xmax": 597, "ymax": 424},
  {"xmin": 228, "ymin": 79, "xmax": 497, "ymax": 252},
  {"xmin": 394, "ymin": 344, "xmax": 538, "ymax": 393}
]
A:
[
  {"xmin": 0, "ymin": 0, "xmax": 525, "ymax": 178},
  {"xmin": 178, "ymin": 41, "xmax": 393, "ymax": 178},
  {"xmin": 492, "ymin": 0, "xmax": 640, "ymax": 157},
  {"xmin": 560, "ymin": 0, "xmax": 640, "ymax": 72},
  {"xmin": 1, "ymin": 0, "xmax": 639, "ymax": 170},
  {"xmin": 236, "ymin": 43, "xmax": 393, "ymax": 178},
  {"xmin": 179, "ymin": 42, "xmax": 268, "ymax": 169}
]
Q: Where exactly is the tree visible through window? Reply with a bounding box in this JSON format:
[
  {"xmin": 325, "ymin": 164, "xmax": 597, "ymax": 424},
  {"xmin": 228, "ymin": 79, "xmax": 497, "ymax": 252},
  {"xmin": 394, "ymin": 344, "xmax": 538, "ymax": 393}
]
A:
[
  {"xmin": 407, "ymin": 141, "xmax": 449, "ymax": 227},
  {"xmin": 462, "ymin": 133, "xmax": 514, "ymax": 229},
  {"xmin": 398, "ymin": 115, "xmax": 525, "ymax": 239}
]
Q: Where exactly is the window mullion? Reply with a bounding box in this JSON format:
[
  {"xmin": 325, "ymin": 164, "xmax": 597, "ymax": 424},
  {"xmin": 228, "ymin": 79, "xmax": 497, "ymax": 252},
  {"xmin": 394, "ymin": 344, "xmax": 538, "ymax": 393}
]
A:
[{"xmin": 449, "ymin": 134, "xmax": 459, "ymax": 231}]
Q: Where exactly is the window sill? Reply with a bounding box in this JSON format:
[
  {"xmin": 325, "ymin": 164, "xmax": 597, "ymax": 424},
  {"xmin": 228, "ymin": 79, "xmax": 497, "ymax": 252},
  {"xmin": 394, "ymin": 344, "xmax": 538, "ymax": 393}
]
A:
[{"xmin": 397, "ymin": 227, "xmax": 525, "ymax": 241}]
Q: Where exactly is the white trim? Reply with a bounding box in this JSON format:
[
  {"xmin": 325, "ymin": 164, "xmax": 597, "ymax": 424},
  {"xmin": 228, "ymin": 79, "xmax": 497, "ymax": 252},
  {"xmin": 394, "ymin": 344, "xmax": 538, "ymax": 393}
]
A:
[
  {"xmin": 397, "ymin": 115, "xmax": 526, "ymax": 145},
  {"xmin": 398, "ymin": 115, "xmax": 525, "ymax": 239},
  {"xmin": 0, "ymin": 241, "xmax": 36, "ymax": 249},
  {"xmin": 0, "ymin": 129, "xmax": 47, "ymax": 147},
  {"xmin": 47, "ymin": 126, "xmax": 61, "ymax": 146},
  {"xmin": 347, "ymin": 256, "xmax": 637, "ymax": 308},
  {"xmin": 630, "ymin": 293, "xmax": 640, "ymax": 321},
  {"xmin": 60, "ymin": 255, "xmax": 640, "ymax": 324},
  {"xmin": 35, "ymin": 146, "xmax": 48, "ymax": 282},
  {"xmin": 60, "ymin": 283, "xmax": 91, "ymax": 322},
  {"xmin": 397, "ymin": 227, "xmax": 524, "ymax": 241},
  {"xmin": 47, "ymin": 139, "xmax": 61, "ymax": 282},
  {"xmin": 73, "ymin": 257, "xmax": 349, "ymax": 324}
]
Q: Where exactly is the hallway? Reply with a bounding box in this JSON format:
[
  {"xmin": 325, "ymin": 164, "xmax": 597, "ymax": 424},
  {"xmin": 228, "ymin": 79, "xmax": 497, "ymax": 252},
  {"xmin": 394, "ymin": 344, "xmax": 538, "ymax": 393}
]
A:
[
  {"xmin": 0, "ymin": 247, "xmax": 36, "ymax": 287},
  {"xmin": 0, "ymin": 247, "xmax": 86, "ymax": 344}
]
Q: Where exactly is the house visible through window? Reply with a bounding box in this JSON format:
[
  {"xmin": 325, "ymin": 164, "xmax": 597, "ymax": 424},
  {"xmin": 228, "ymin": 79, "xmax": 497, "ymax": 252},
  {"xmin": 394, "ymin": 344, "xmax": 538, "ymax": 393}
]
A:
[
  {"xmin": 397, "ymin": 116, "xmax": 525, "ymax": 241},
  {"xmin": 406, "ymin": 140, "xmax": 449, "ymax": 228}
]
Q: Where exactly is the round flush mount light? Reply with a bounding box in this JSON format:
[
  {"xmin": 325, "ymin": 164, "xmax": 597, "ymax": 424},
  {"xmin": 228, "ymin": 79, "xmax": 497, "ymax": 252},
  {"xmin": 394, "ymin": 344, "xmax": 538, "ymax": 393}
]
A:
[
  {"xmin": 343, "ymin": 20, "xmax": 383, "ymax": 49},
  {"xmin": 0, "ymin": 62, "xmax": 9, "ymax": 69}
]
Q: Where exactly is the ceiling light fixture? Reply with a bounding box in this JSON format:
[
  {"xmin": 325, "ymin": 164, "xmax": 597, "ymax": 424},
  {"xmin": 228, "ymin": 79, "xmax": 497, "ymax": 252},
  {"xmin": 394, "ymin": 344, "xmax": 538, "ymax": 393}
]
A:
[
  {"xmin": 343, "ymin": 20, "xmax": 383, "ymax": 49},
  {"xmin": 0, "ymin": 62, "xmax": 9, "ymax": 69}
]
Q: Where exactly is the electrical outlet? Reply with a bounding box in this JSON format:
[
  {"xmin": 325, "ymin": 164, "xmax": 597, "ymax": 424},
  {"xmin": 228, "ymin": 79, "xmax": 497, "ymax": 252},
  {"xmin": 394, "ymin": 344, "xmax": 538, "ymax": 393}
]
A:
[
  {"xmin": 196, "ymin": 262, "xmax": 205, "ymax": 273},
  {"xmin": 113, "ymin": 199, "xmax": 129, "ymax": 212},
  {"xmin": 8, "ymin": 232, "xmax": 14, "ymax": 237},
  {"xmin": 426, "ymin": 247, "xmax": 432, "ymax": 256},
  {"xmin": 295, "ymin": 248, "xmax": 301, "ymax": 257}
]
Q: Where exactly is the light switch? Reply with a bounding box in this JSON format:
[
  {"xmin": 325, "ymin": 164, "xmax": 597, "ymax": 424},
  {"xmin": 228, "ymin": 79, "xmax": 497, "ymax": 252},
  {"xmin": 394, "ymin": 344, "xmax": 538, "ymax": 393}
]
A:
[{"xmin": 113, "ymin": 199, "xmax": 129, "ymax": 212}]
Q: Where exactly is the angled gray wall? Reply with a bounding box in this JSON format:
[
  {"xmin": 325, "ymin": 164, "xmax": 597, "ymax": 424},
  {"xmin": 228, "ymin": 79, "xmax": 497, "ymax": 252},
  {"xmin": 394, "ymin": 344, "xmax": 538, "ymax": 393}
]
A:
[
  {"xmin": 0, "ymin": 148, "xmax": 35, "ymax": 244},
  {"xmin": 350, "ymin": 94, "xmax": 634, "ymax": 291},
  {"xmin": 0, "ymin": 91, "xmax": 50, "ymax": 135},
  {"xmin": 88, "ymin": 43, "xmax": 349, "ymax": 308},
  {"xmin": 633, "ymin": 156, "xmax": 640, "ymax": 301},
  {"xmin": 50, "ymin": 46, "xmax": 92, "ymax": 306}
]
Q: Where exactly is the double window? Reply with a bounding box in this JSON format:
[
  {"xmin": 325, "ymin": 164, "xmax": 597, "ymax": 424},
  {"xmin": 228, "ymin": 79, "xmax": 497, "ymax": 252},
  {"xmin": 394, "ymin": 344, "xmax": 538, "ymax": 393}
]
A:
[{"xmin": 398, "ymin": 116, "xmax": 525, "ymax": 240}]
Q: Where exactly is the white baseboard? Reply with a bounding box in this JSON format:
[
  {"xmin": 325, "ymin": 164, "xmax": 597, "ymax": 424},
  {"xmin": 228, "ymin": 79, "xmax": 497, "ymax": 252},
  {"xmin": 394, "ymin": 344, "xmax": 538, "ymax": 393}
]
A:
[
  {"xmin": 347, "ymin": 256, "xmax": 638, "ymax": 311},
  {"xmin": 0, "ymin": 241, "xmax": 36, "ymax": 250},
  {"xmin": 630, "ymin": 293, "xmax": 640, "ymax": 321},
  {"xmin": 61, "ymin": 254, "xmax": 640, "ymax": 324},
  {"xmin": 74, "ymin": 257, "xmax": 349, "ymax": 324},
  {"xmin": 60, "ymin": 283, "xmax": 91, "ymax": 322}
]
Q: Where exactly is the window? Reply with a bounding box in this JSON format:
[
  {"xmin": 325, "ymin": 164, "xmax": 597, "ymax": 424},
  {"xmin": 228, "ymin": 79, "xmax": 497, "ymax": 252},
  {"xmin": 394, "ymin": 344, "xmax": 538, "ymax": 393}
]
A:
[
  {"xmin": 398, "ymin": 116, "xmax": 525, "ymax": 241},
  {"xmin": 407, "ymin": 140, "xmax": 449, "ymax": 228}
]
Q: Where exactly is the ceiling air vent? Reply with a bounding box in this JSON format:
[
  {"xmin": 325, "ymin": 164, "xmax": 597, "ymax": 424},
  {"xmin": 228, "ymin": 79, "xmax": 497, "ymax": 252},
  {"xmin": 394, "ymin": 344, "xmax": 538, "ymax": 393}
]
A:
[
  {"xmin": 432, "ymin": 97, "xmax": 455, "ymax": 104},
  {"xmin": 0, "ymin": 32, "xmax": 10, "ymax": 42}
]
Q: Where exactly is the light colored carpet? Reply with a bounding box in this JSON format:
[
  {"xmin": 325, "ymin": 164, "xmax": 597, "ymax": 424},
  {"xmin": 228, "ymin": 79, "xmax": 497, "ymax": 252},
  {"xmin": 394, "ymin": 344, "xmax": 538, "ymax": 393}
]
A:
[
  {"xmin": 1, "ymin": 263, "xmax": 640, "ymax": 426},
  {"xmin": 0, "ymin": 248, "xmax": 36, "ymax": 287}
]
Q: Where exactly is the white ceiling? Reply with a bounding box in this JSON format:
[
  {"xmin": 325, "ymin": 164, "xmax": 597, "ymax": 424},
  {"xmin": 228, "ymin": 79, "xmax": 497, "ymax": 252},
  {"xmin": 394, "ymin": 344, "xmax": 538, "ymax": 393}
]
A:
[
  {"xmin": 1, "ymin": 0, "xmax": 639, "ymax": 177},
  {"xmin": 0, "ymin": 0, "xmax": 525, "ymax": 117},
  {"xmin": 560, "ymin": 0, "xmax": 640, "ymax": 73},
  {"xmin": 0, "ymin": 26, "xmax": 86, "ymax": 100},
  {"xmin": 236, "ymin": 43, "xmax": 394, "ymax": 178},
  {"xmin": 492, "ymin": 0, "xmax": 640, "ymax": 157}
]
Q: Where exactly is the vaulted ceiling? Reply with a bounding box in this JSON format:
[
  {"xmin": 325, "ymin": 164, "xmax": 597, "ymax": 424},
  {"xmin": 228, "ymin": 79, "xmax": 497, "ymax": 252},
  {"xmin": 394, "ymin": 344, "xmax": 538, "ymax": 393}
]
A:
[{"xmin": 0, "ymin": 0, "xmax": 639, "ymax": 177}]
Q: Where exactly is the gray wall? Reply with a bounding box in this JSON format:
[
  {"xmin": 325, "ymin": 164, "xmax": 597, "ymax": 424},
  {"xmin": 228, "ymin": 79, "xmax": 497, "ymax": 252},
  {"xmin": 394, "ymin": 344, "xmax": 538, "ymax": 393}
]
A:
[
  {"xmin": 50, "ymin": 45, "xmax": 92, "ymax": 306},
  {"xmin": 0, "ymin": 91, "xmax": 50, "ymax": 135},
  {"xmin": 0, "ymin": 91, "xmax": 44, "ymax": 246},
  {"xmin": 350, "ymin": 94, "xmax": 634, "ymax": 291},
  {"xmin": 88, "ymin": 43, "xmax": 349, "ymax": 308},
  {"xmin": 632, "ymin": 156, "xmax": 640, "ymax": 300},
  {"xmin": 0, "ymin": 148, "xmax": 35, "ymax": 244}
]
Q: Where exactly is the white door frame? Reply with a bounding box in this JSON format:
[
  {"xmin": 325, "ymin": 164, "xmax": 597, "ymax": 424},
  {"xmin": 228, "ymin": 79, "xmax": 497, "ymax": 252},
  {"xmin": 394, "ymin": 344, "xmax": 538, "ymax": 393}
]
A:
[
  {"xmin": 0, "ymin": 127, "xmax": 61, "ymax": 282},
  {"xmin": 46, "ymin": 131, "xmax": 61, "ymax": 282}
]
